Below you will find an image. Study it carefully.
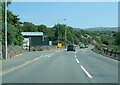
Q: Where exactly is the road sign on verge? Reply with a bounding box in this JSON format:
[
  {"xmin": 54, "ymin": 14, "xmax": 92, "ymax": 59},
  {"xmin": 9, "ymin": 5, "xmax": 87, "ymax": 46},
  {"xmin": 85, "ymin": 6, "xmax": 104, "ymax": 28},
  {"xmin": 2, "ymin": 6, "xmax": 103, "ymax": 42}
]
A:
[{"xmin": 57, "ymin": 43, "xmax": 62, "ymax": 47}]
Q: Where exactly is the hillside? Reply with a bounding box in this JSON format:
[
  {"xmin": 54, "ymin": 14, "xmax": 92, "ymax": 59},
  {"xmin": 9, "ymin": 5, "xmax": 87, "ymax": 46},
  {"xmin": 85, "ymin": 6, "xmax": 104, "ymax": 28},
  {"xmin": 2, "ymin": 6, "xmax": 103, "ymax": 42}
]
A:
[
  {"xmin": 74, "ymin": 28, "xmax": 82, "ymax": 31},
  {"xmin": 83, "ymin": 27, "xmax": 118, "ymax": 31}
]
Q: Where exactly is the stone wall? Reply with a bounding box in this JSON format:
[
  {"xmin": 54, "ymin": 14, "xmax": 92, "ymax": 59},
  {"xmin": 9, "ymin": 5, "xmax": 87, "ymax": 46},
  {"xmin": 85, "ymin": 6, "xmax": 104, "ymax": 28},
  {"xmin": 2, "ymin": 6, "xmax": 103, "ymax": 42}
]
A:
[
  {"xmin": 32, "ymin": 45, "xmax": 65, "ymax": 51},
  {"xmin": 7, "ymin": 45, "xmax": 26, "ymax": 59},
  {"xmin": 32, "ymin": 45, "xmax": 57, "ymax": 51},
  {"xmin": 1, "ymin": 45, "xmax": 26, "ymax": 59}
]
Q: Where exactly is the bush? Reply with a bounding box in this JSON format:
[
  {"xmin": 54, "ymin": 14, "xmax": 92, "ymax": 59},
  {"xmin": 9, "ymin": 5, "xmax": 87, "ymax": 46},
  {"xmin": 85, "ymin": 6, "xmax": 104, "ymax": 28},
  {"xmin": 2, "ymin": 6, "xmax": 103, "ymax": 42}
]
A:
[{"xmin": 102, "ymin": 40, "xmax": 109, "ymax": 45}]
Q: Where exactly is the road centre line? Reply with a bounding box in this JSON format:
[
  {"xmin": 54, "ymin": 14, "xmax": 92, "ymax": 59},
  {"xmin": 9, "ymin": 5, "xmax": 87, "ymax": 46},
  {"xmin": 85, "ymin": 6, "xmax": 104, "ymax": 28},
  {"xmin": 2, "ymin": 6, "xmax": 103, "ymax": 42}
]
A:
[
  {"xmin": 74, "ymin": 49, "xmax": 93, "ymax": 79},
  {"xmin": 74, "ymin": 53, "xmax": 93, "ymax": 79},
  {"xmin": 76, "ymin": 58, "xmax": 80, "ymax": 64},
  {"xmin": 80, "ymin": 65, "xmax": 93, "ymax": 79},
  {"xmin": 75, "ymin": 55, "xmax": 76, "ymax": 58},
  {"xmin": 75, "ymin": 50, "xmax": 79, "ymax": 53}
]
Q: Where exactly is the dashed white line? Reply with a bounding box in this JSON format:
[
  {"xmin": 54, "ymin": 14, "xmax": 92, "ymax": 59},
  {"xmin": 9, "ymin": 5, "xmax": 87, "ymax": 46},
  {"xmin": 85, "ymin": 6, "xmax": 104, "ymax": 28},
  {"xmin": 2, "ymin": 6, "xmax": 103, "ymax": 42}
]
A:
[
  {"xmin": 76, "ymin": 49, "xmax": 80, "ymax": 53},
  {"xmin": 76, "ymin": 59, "xmax": 80, "ymax": 64},
  {"xmin": 75, "ymin": 55, "xmax": 76, "ymax": 58},
  {"xmin": 80, "ymin": 65, "xmax": 93, "ymax": 79}
]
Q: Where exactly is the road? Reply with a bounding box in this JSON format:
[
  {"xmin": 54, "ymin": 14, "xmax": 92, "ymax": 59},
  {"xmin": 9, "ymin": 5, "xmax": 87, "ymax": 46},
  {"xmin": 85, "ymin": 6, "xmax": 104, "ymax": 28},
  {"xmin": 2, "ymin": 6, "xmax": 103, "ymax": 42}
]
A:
[{"xmin": 2, "ymin": 46, "xmax": 118, "ymax": 83}]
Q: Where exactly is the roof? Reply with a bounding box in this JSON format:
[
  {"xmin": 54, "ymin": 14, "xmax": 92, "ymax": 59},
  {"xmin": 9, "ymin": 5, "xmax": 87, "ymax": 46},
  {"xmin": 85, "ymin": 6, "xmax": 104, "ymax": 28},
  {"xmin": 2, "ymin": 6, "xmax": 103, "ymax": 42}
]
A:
[{"xmin": 21, "ymin": 32, "xmax": 43, "ymax": 36}]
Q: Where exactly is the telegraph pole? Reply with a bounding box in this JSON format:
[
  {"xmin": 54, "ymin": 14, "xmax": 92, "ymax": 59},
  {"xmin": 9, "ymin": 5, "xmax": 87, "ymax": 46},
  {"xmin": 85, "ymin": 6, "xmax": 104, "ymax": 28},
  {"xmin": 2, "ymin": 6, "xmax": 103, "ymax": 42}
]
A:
[
  {"xmin": 57, "ymin": 19, "xmax": 67, "ymax": 48},
  {"xmin": 58, "ymin": 20, "xmax": 59, "ymax": 43},
  {"xmin": 64, "ymin": 19, "xmax": 67, "ymax": 49},
  {"xmin": 5, "ymin": 0, "xmax": 7, "ymax": 60}
]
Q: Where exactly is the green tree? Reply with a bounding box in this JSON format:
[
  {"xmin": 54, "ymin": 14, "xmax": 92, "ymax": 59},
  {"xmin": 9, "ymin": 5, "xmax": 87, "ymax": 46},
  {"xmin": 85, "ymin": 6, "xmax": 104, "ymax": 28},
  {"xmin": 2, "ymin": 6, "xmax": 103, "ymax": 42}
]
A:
[
  {"xmin": 45, "ymin": 27, "xmax": 55, "ymax": 41},
  {"xmin": 0, "ymin": 2, "xmax": 2, "ymax": 42},
  {"xmin": 22, "ymin": 22, "xmax": 37, "ymax": 32},
  {"xmin": 7, "ymin": 24, "xmax": 17, "ymax": 45},
  {"xmin": 2, "ymin": 2, "xmax": 24, "ymax": 45},
  {"xmin": 115, "ymin": 32, "xmax": 120, "ymax": 45},
  {"xmin": 7, "ymin": 10, "xmax": 20, "ymax": 26},
  {"xmin": 36, "ymin": 24, "xmax": 47, "ymax": 32}
]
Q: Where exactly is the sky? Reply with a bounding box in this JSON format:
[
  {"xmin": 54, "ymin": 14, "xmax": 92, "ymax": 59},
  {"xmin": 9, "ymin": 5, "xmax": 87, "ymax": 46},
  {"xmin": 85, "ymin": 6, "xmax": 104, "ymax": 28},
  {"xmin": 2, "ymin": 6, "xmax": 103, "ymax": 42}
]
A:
[
  {"xmin": 11, "ymin": 0, "xmax": 120, "ymax": 2},
  {"xmin": 8, "ymin": 2, "xmax": 118, "ymax": 29}
]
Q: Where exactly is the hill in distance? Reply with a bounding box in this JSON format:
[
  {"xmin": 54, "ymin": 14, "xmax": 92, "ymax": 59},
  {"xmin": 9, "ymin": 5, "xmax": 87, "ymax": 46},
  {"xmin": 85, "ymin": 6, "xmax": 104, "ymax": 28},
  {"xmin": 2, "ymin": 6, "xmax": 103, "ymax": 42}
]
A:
[{"xmin": 83, "ymin": 27, "xmax": 118, "ymax": 31}]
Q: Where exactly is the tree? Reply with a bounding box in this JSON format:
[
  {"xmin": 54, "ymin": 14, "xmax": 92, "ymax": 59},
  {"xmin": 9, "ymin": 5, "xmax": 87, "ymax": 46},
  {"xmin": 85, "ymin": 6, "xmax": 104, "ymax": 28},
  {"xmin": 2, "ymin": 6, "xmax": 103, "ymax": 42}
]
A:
[
  {"xmin": 22, "ymin": 22, "xmax": 37, "ymax": 32},
  {"xmin": 7, "ymin": 24, "xmax": 17, "ymax": 45},
  {"xmin": 36, "ymin": 24, "xmax": 47, "ymax": 32},
  {"xmin": 7, "ymin": 10, "xmax": 20, "ymax": 26},
  {"xmin": 115, "ymin": 32, "xmax": 120, "ymax": 45},
  {"xmin": 1, "ymin": 2, "xmax": 24, "ymax": 45},
  {"xmin": 0, "ymin": 2, "xmax": 2, "ymax": 42},
  {"xmin": 45, "ymin": 27, "xmax": 55, "ymax": 41}
]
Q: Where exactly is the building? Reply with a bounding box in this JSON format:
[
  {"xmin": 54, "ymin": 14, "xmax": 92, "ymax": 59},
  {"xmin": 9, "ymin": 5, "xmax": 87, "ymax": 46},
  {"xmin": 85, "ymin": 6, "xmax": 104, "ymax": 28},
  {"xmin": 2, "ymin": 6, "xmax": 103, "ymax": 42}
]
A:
[{"xmin": 21, "ymin": 32, "xmax": 44, "ymax": 49}]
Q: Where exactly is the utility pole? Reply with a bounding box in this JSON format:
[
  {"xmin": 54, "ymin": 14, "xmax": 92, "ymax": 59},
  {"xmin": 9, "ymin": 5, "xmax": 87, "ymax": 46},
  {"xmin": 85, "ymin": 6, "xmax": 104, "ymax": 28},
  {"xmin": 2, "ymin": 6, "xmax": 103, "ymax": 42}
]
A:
[
  {"xmin": 64, "ymin": 19, "xmax": 67, "ymax": 49},
  {"xmin": 58, "ymin": 20, "xmax": 59, "ymax": 43},
  {"xmin": 57, "ymin": 19, "xmax": 67, "ymax": 48},
  {"xmin": 4, "ymin": 0, "xmax": 7, "ymax": 60}
]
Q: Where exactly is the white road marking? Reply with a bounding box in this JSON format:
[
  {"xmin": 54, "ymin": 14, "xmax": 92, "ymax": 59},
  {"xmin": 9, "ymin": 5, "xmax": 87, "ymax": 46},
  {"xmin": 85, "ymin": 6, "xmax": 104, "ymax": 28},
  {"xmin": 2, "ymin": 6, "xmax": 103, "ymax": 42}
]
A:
[
  {"xmin": 80, "ymin": 65, "xmax": 93, "ymax": 79},
  {"xmin": 43, "ymin": 53, "xmax": 55, "ymax": 58},
  {"xmin": 75, "ymin": 55, "xmax": 76, "ymax": 58},
  {"xmin": 1, "ymin": 50, "xmax": 63, "ymax": 76},
  {"xmin": 1, "ymin": 56, "xmax": 43, "ymax": 76},
  {"xmin": 2, "ymin": 62, "xmax": 29, "ymax": 76},
  {"xmin": 76, "ymin": 59, "xmax": 80, "ymax": 64}
]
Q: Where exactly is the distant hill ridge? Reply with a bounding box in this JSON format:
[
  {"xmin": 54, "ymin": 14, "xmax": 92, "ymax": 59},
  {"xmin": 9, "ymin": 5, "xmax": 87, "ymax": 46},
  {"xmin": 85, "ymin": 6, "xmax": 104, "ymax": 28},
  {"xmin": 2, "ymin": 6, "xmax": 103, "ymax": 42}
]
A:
[{"xmin": 83, "ymin": 27, "xmax": 118, "ymax": 31}]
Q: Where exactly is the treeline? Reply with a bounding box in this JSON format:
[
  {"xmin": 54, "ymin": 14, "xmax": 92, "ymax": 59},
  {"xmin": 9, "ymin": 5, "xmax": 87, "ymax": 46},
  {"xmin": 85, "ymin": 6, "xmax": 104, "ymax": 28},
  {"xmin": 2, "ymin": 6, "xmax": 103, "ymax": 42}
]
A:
[
  {"xmin": 1, "ymin": 2, "xmax": 120, "ymax": 47},
  {"xmin": 0, "ymin": 2, "xmax": 2, "ymax": 43},
  {"xmin": 21, "ymin": 22, "xmax": 92, "ymax": 45},
  {"xmin": 114, "ymin": 31, "xmax": 120, "ymax": 45},
  {"xmin": 1, "ymin": 2, "xmax": 23, "ymax": 45}
]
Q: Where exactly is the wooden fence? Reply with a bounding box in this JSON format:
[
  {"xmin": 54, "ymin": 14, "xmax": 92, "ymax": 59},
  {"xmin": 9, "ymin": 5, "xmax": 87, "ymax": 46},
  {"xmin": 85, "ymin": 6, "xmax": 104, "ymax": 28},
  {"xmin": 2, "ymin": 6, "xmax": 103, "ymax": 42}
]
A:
[{"xmin": 93, "ymin": 46, "xmax": 120, "ymax": 61}]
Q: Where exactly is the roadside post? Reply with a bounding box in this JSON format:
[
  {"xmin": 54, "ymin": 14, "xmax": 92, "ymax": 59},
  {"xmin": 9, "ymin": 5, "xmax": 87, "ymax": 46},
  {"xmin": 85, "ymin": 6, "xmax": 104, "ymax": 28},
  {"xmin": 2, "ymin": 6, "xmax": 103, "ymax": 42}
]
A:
[{"xmin": 29, "ymin": 37, "xmax": 31, "ymax": 52}]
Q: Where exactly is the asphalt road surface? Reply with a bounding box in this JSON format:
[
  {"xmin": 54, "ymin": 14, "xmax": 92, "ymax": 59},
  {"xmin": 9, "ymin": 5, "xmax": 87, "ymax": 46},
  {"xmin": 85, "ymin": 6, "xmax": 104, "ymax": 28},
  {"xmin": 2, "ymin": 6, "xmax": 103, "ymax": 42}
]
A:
[{"xmin": 2, "ymin": 46, "xmax": 118, "ymax": 83}]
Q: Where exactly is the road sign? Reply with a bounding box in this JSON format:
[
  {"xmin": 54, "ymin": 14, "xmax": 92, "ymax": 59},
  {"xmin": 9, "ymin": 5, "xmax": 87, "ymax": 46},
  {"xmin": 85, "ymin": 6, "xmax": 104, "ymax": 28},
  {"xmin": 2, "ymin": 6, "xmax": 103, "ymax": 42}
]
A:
[{"xmin": 57, "ymin": 43, "xmax": 62, "ymax": 47}]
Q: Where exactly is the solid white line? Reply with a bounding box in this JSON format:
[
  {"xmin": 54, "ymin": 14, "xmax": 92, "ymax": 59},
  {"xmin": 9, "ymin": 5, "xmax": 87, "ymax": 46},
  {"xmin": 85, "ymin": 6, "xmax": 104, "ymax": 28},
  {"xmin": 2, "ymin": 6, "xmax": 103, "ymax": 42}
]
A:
[
  {"xmin": 80, "ymin": 65, "xmax": 93, "ymax": 79},
  {"xmin": 76, "ymin": 59, "xmax": 80, "ymax": 64}
]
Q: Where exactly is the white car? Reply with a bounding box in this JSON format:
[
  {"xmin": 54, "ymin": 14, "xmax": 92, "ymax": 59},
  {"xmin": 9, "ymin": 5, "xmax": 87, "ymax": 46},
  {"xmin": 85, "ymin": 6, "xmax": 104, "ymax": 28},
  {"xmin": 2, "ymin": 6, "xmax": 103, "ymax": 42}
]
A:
[{"xmin": 80, "ymin": 44, "xmax": 85, "ymax": 48}]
